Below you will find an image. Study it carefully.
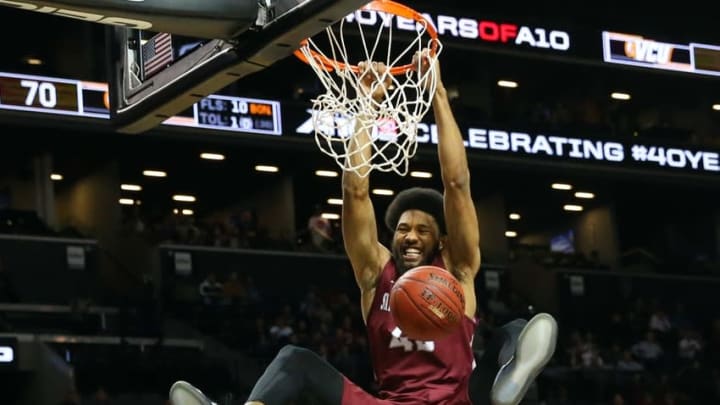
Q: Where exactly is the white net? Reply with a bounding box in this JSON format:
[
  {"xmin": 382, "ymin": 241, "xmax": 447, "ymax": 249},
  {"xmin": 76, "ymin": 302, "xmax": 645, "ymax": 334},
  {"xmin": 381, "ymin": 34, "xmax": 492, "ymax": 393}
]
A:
[{"xmin": 296, "ymin": 2, "xmax": 442, "ymax": 177}]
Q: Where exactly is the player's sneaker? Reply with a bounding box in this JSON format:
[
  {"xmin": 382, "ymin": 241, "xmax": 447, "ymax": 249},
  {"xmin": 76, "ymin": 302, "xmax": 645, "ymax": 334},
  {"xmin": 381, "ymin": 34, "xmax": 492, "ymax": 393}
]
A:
[
  {"xmin": 169, "ymin": 381, "xmax": 216, "ymax": 405},
  {"xmin": 490, "ymin": 312, "xmax": 558, "ymax": 405}
]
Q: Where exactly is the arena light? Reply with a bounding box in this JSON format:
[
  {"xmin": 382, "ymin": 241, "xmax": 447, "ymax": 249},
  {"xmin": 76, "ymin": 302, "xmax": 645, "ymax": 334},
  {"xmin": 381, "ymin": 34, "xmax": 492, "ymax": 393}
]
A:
[
  {"xmin": 563, "ymin": 204, "xmax": 584, "ymax": 212},
  {"xmin": 497, "ymin": 80, "xmax": 518, "ymax": 88},
  {"xmin": 172, "ymin": 194, "xmax": 196, "ymax": 202},
  {"xmin": 24, "ymin": 57, "xmax": 43, "ymax": 66},
  {"xmin": 181, "ymin": 209, "xmax": 194, "ymax": 216},
  {"xmin": 255, "ymin": 165, "xmax": 279, "ymax": 173},
  {"xmin": 611, "ymin": 92, "xmax": 631, "ymax": 100},
  {"xmin": 200, "ymin": 152, "xmax": 225, "ymax": 161},
  {"xmin": 50, "ymin": 173, "xmax": 63, "ymax": 181},
  {"xmin": 410, "ymin": 171, "xmax": 433, "ymax": 178},
  {"xmin": 327, "ymin": 198, "xmax": 343, "ymax": 205},
  {"xmin": 321, "ymin": 213, "xmax": 340, "ymax": 220},
  {"xmin": 574, "ymin": 191, "xmax": 595, "ymax": 199},
  {"xmin": 505, "ymin": 231, "xmax": 518, "ymax": 238},
  {"xmin": 713, "ymin": 104, "xmax": 720, "ymax": 111},
  {"xmin": 121, "ymin": 184, "xmax": 142, "ymax": 191},
  {"xmin": 372, "ymin": 189, "xmax": 394, "ymax": 196},
  {"xmin": 551, "ymin": 183, "xmax": 572, "ymax": 190},
  {"xmin": 143, "ymin": 170, "xmax": 167, "ymax": 177},
  {"xmin": 315, "ymin": 170, "xmax": 339, "ymax": 177},
  {"xmin": 119, "ymin": 198, "xmax": 135, "ymax": 205},
  {"xmin": 509, "ymin": 213, "xmax": 521, "ymax": 220}
]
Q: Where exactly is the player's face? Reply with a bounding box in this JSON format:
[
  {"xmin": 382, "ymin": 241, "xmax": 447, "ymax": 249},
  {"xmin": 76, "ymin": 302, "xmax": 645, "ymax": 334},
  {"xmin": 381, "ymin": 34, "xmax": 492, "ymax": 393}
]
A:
[{"xmin": 392, "ymin": 210, "xmax": 441, "ymax": 274}]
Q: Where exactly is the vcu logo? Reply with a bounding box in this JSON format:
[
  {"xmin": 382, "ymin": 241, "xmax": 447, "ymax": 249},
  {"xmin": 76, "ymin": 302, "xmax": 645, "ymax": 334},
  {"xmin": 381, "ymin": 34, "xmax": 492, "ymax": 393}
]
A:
[{"xmin": 624, "ymin": 39, "xmax": 674, "ymax": 64}]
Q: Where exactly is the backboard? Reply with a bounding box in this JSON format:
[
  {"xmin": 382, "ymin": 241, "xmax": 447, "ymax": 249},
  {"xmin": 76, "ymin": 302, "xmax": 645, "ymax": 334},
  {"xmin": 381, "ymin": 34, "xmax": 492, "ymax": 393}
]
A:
[
  {"xmin": 106, "ymin": 0, "xmax": 371, "ymax": 134},
  {"xmin": 0, "ymin": 0, "xmax": 370, "ymax": 134}
]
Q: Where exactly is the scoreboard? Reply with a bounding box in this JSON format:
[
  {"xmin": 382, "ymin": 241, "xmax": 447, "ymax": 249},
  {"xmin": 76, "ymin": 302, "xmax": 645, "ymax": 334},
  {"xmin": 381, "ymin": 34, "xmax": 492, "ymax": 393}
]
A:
[
  {"xmin": 602, "ymin": 31, "xmax": 720, "ymax": 77},
  {"xmin": 163, "ymin": 95, "xmax": 282, "ymax": 136},
  {"xmin": 0, "ymin": 72, "xmax": 108, "ymax": 118},
  {"xmin": 0, "ymin": 71, "xmax": 282, "ymax": 136}
]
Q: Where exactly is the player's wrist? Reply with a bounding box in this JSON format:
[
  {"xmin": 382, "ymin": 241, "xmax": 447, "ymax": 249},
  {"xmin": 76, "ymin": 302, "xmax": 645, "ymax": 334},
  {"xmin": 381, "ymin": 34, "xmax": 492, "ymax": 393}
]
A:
[{"xmin": 433, "ymin": 84, "xmax": 448, "ymax": 102}]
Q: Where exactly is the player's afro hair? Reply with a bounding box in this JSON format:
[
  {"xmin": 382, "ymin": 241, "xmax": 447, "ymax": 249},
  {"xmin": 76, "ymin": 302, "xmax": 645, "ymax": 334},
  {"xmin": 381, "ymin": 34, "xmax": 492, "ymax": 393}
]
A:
[{"xmin": 384, "ymin": 187, "xmax": 446, "ymax": 235}]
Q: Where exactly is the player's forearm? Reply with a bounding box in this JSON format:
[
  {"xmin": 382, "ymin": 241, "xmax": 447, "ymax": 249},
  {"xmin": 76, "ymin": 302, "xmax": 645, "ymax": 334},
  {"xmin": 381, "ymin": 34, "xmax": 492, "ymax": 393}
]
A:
[
  {"xmin": 342, "ymin": 170, "xmax": 369, "ymax": 200},
  {"xmin": 433, "ymin": 86, "xmax": 470, "ymax": 188}
]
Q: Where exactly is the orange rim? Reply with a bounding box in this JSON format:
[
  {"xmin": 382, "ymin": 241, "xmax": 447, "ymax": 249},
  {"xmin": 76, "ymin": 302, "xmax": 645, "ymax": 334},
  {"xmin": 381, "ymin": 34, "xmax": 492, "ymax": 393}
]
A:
[{"xmin": 293, "ymin": 0, "xmax": 438, "ymax": 75}]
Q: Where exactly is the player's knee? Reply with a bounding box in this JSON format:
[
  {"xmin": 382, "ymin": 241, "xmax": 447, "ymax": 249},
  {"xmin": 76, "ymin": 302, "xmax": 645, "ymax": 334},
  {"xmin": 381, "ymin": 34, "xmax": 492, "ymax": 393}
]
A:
[{"xmin": 275, "ymin": 344, "xmax": 315, "ymax": 369}]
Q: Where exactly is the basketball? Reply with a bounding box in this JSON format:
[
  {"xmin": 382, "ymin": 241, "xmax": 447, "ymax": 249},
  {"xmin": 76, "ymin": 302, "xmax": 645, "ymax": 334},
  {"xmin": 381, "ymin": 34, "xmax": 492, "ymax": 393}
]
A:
[{"xmin": 390, "ymin": 265, "xmax": 465, "ymax": 341}]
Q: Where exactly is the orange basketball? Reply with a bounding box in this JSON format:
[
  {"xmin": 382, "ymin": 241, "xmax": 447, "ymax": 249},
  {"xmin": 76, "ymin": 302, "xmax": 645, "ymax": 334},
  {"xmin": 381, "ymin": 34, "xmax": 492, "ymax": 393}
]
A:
[{"xmin": 390, "ymin": 265, "xmax": 465, "ymax": 341}]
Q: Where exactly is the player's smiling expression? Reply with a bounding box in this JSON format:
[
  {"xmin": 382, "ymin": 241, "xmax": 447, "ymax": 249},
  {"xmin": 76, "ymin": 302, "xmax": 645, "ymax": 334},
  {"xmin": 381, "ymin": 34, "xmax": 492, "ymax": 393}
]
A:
[{"xmin": 392, "ymin": 210, "xmax": 441, "ymax": 274}]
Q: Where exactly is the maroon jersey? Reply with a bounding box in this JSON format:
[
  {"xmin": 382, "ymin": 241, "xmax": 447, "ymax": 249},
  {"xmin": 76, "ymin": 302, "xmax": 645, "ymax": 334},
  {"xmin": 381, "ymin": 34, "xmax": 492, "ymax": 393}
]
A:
[{"xmin": 366, "ymin": 257, "xmax": 478, "ymax": 404}]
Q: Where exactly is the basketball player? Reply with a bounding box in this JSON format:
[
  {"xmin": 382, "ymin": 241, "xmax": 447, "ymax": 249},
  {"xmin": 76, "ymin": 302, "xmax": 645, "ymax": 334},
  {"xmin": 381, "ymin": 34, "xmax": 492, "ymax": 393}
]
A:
[{"xmin": 170, "ymin": 53, "xmax": 558, "ymax": 405}]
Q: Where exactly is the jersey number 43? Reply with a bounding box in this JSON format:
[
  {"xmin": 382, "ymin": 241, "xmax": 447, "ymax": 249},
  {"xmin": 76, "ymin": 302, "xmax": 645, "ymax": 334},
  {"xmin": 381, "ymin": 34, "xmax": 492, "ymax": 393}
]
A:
[{"xmin": 388, "ymin": 327, "xmax": 435, "ymax": 352}]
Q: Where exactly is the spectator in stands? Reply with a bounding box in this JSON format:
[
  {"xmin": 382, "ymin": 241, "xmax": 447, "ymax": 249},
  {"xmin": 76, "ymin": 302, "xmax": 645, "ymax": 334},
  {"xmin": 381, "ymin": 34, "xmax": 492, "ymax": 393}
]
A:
[
  {"xmin": 307, "ymin": 204, "xmax": 334, "ymax": 252},
  {"xmin": 631, "ymin": 331, "xmax": 664, "ymax": 369},
  {"xmin": 611, "ymin": 392, "xmax": 627, "ymax": 405},
  {"xmin": 677, "ymin": 329, "xmax": 703, "ymax": 363},
  {"xmin": 332, "ymin": 341, "xmax": 356, "ymax": 378},
  {"xmin": 280, "ymin": 303, "xmax": 297, "ymax": 326},
  {"xmin": 298, "ymin": 286, "xmax": 322, "ymax": 319},
  {"xmin": 244, "ymin": 275, "xmax": 263, "ymax": 308},
  {"xmin": 253, "ymin": 317, "xmax": 273, "ymax": 357},
  {"xmin": 233, "ymin": 208, "xmax": 257, "ymax": 248},
  {"xmin": 210, "ymin": 221, "xmax": 231, "ymax": 248},
  {"xmin": 648, "ymin": 308, "xmax": 672, "ymax": 334},
  {"xmin": 122, "ymin": 204, "xmax": 146, "ymax": 235},
  {"xmin": 222, "ymin": 271, "xmax": 246, "ymax": 308},
  {"xmin": 268, "ymin": 314, "xmax": 294, "ymax": 347},
  {"xmin": 577, "ymin": 333, "xmax": 605, "ymax": 368},
  {"xmin": 176, "ymin": 217, "xmax": 204, "ymax": 245},
  {"xmin": 198, "ymin": 272, "xmax": 224, "ymax": 307},
  {"xmin": 291, "ymin": 319, "xmax": 311, "ymax": 347},
  {"xmin": 616, "ymin": 350, "xmax": 644, "ymax": 372}
]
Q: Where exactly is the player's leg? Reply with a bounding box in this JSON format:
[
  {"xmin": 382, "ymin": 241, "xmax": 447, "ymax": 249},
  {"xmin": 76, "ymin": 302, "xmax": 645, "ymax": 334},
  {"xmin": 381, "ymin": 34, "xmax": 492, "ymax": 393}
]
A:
[
  {"xmin": 469, "ymin": 313, "xmax": 558, "ymax": 405},
  {"xmin": 469, "ymin": 318, "xmax": 527, "ymax": 405},
  {"xmin": 170, "ymin": 344, "xmax": 382, "ymax": 405},
  {"xmin": 245, "ymin": 344, "xmax": 344, "ymax": 404},
  {"xmin": 490, "ymin": 313, "xmax": 558, "ymax": 405}
]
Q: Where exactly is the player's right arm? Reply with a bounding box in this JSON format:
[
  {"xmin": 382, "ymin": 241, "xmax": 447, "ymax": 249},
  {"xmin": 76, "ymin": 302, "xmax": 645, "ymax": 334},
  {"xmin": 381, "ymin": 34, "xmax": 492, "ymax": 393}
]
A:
[
  {"xmin": 342, "ymin": 62, "xmax": 392, "ymax": 321},
  {"xmin": 341, "ymin": 137, "xmax": 388, "ymax": 291}
]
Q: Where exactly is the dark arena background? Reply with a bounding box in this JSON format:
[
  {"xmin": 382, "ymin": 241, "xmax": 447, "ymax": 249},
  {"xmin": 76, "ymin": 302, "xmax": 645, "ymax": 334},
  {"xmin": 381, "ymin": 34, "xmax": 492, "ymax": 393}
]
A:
[{"xmin": 0, "ymin": 1, "xmax": 719, "ymax": 404}]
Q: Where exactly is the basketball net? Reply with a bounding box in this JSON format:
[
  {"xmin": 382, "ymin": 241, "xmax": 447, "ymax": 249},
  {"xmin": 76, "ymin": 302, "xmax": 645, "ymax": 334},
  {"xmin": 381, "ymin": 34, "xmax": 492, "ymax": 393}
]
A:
[{"xmin": 295, "ymin": 0, "xmax": 441, "ymax": 177}]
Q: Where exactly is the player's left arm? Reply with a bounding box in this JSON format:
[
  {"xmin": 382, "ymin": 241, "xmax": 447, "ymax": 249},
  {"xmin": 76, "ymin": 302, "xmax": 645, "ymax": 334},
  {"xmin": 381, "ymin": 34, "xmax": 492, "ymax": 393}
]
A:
[{"xmin": 429, "ymin": 57, "xmax": 481, "ymax": 283}]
